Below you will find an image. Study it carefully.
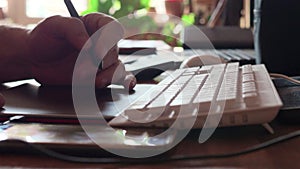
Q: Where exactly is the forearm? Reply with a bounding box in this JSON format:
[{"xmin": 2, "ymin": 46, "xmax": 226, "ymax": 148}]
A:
[{"xmin": 0, "ymin": 26, "xmax": 32, "ymax": 83}]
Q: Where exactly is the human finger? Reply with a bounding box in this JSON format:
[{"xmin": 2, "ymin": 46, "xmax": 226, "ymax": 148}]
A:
[
  {"xmin": 91, "ymin": 21, "xmax": 123, "ymax": 70},
  {"xmin": 81, "ymin": 13, "xmax": 117, "ymax": 35},
  {"xmin": 82, "ymin": 13, "xmax": 124, "ymax": 69},
  {"xmin": 122, "ymin": 72, "xmax": 137, "ymax": 91},
  {"xmin": 101, "ymin": 45, "xmax": 119, "ymax": 70},
  {"xmin": 95, "ymin": 60, "xmax": 126, "ymax": 88}
]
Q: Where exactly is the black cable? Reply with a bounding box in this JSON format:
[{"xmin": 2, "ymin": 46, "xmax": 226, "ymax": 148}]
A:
[
  {"xmin": 1, "ymin": 129, "xmax": 300, "ymax": 164},
  {"xmin": 168, "ymin": 129, "xmax": 300, "ymax": 161}
]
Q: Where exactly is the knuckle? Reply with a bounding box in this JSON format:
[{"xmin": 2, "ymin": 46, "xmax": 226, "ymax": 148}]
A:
[{"xmin": 42, "ymin": 15, "xmax": 63, "ymax": 24}]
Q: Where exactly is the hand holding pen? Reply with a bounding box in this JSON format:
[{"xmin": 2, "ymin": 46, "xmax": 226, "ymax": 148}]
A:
[
  {"xmin": 24, "ymin": 1, "xmax": 136, "ymax": 90},
  {"xmin": 64, "ymin": 0, "xmax": 136, "ymax": 90}
]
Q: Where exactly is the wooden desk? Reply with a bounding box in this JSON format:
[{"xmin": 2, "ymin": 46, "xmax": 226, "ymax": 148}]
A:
[{"xmin": 1, "ymin": 118, "xmax": 300, "ymax": 169}]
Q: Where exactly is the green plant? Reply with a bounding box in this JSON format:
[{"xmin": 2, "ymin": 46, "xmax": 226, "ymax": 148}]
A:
[
  {"xmin": 82, "ymin": 0, "xmax": 193, "ymax": 47},
  {"xmin": 82, "ymin": 0, "xmax": 150, "ymax": 18}
]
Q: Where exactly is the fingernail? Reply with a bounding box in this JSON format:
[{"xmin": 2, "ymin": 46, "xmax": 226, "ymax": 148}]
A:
[{"xmin": 129, "ymin": 78, "xmax": 136, "ymax": 90}]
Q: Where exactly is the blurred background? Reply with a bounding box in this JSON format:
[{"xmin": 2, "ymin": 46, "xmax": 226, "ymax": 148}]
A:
[{"xmin": 0, "ymin": 0, "xmax": 253, "ymax": 46}]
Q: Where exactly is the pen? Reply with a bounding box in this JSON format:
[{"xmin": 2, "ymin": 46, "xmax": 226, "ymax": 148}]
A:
[
  {"xmin": 64, "ymin": 0, "xmax": 103, "ymax": 70},
  {"xmin": 64, "ymin": 0, "xmax": 80, "ymax": 18}
]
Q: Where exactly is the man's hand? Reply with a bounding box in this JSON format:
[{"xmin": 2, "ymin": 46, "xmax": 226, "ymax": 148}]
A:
[{"xmin": 28, "ymin": 13, "xmax": 136, "ymax": 90}]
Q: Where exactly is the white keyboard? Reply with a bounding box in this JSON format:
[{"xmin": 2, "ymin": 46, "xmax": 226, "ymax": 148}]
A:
[{"xmin": 110, "ymin": 63, "xmax": 282, "ymax": 128}]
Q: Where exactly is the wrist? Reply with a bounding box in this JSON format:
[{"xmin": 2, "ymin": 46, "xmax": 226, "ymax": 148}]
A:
[{"xmin": 0, "ymin": 26, "xmax": 32, "ymax": 82}]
